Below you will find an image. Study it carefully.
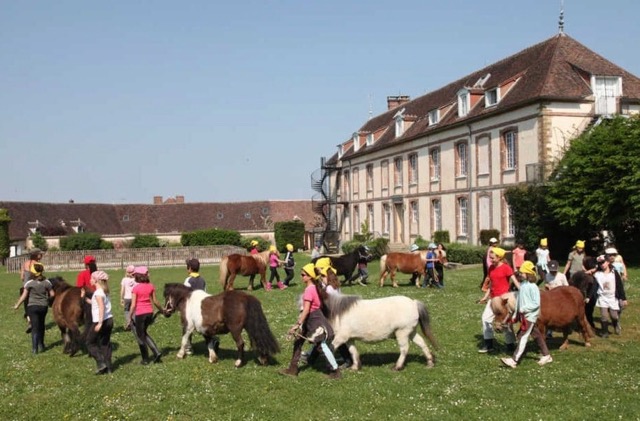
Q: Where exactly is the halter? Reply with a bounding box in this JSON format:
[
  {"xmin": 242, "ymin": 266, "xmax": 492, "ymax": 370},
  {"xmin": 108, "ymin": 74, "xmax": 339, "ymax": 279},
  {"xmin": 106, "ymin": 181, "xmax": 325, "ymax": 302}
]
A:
[{"xmin": 163, "ymin": 295, "xmax": 176, "ymax": 315}]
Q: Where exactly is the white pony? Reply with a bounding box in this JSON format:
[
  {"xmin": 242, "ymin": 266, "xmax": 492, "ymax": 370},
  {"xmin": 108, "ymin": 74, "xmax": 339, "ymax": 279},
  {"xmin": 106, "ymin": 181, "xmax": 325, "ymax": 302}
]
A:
[{"xmin": 324, "ymin": 293, "xmax": 438, "ymax": 371}]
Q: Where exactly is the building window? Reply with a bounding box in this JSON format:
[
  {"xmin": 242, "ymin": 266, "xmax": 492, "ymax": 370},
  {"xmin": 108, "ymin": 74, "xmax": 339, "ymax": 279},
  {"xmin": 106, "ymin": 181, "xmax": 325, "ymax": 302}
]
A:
[
  {"xmin": 343, "ymin": 170, "xmax": 350, "ymax": 199},
  {"xmin": 394, "ymin": 157, "xmax": 403, "ymax": 187},
  {"xmin": 352, "ymin": 167, "xmax": 360, "ymax": 195},
  {"xmin": 457, "ymin": 197, "xmax": 468, "ymax": 236},
  {"xmin": 352, "ymin": 132, "xmax": 360, "ymax": 152},
  {"xmin": 456, "ymin": 142, "xmax": 468, "ymax": 176},
  {"xmin": 382, "ymin": 203, "xmax": 391, "ymax": 234},
  {"xmin": 408, "ymin": 153, "xmax": 418, "ymax": 185},
  {"xmin": 477, "ymin": 135, "xmax": 490, "ymax": 175},
  {"xmin": 428, "ymin": 109, "xmax": 440, "ymax": 125},
  {"xmin": 344, "ymin": 207, "xmax": 350, "ymax": 234},
  {"xmin": 366, "ymin": 164, "xmax": 373, "ymax": 192},
  {"xmin": 503, "ymin": 131, "xmax": 517, "ymax": 170},
  {"xmin": 485, "ymin": 88, "xmax": 499, "ymax": 107},
  {"xmin": 432, "ymin": 199, "xmax": 442, "ymax": 232},
  {"xmin": 430, "ymin": 148, "xmax": 440, "ymax": 181},
  {"xmin": 367, "ymin": 204, "xmax": 374, "ymax": 234},
  {"xmin": 366, "ymin": 133, "xmax": 374, "ymax": 146},
  {"xmin": 381, "ymin": 160, "xmax": 389, "ymax": 191},
  {"xmin": 394, "ymin": 108, "xmax": 405, "ymax": 137},
  {"xmin": 458, "ymin": 90, "xmax": 469, "ymax": 117},
  {"xmin": 592, "ymin": 76, "xmax": 622, "ymax": 115},
  {"xmin": 410, "ymin": 200, "xmax": 419, "ymax": 233}
]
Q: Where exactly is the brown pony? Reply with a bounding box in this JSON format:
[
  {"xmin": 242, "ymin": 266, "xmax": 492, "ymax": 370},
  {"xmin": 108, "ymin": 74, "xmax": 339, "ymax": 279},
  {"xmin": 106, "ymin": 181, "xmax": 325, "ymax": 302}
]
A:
[
  {"xmin": 492, "ymin": 287, "xmax": 592, "ymax": 350},
  {"xmin": 49, "ymin": 277, "xmax": 88, "ymax": 356},
  {"xmin": 163, "ymin": 283, "xmax": 280, "ymax": 367},
  {"xmin": 537, "ymin": 286, "xmax": 593, "ymax": 350},
  {"xmin": 219, "ymin": 250, "xmax": 269, "ymax": 291},
  {"xmin": 379, "ymin": 252, "xmax": 426, "ymax": 287}
]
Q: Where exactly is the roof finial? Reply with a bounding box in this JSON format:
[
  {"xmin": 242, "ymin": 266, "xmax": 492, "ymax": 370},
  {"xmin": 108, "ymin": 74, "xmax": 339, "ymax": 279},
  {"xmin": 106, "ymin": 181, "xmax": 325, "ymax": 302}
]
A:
[{"xmin": 558, "ymin": 0, "xmax": 565, "ymax": 35}]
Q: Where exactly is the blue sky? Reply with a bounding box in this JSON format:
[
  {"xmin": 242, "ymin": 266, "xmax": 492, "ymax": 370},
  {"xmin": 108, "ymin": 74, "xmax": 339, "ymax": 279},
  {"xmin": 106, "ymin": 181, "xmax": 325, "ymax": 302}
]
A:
[{"xmin": 2, "ymin": 0, "xmax": 639, "ymax": 204}]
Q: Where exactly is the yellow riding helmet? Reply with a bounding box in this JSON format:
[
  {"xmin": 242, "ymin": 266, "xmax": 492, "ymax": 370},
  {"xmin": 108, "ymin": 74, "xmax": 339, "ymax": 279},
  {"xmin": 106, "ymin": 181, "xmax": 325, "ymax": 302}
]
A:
[
  {"xmin": 286, "ymin": 243, "xmax": 294, "ymax": 252},
  {"xmin": 315, "ymin": 257, "xmax": 332, "ymax": 270},
  {"xmin": 250, "ymin": 240, "xmax": 258, "ymax": 247},
  {"xmin": 519, "ymin": 260, "xmax": 536, "ymax": 276},
  {"xmin": 492, "ymin": 247, "xmax": 506, "ymax": 259},
  {"xmin": 269, "ymin": 245, "xmax": 277, "ymax": 252},
  {"xmin": 301, "ymin": 263, "xmax": 318, "ymax": 280}
]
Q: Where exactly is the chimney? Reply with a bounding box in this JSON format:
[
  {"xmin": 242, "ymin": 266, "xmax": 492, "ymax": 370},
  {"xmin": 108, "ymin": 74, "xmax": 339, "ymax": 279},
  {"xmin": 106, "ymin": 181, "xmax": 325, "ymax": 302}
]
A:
[
  {"xmin": 153, "ymin": 196, "xmax": 163, "ymax": 205},
  {"xmin": 176, "ymin": 195, "xmax": 185, "ymax": 204},
  {"xmin": 387, "ymin": 95, "xmax": 411, "ymax": 110}
]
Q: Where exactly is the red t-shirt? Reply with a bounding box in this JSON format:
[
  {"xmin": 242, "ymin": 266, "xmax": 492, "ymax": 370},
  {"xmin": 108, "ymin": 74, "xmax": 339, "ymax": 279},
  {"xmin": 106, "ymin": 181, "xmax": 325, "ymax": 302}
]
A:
[
  {"xmin": 132, "ymin": 283, "xmax": 156, "ymax": 316},
  {"xmin": 488, "ymin": 263, "xmax": 513, "ymax": 298},
  {"xmin": 76, "ymin": 269, "xmax": 96, "ymax": 292}
]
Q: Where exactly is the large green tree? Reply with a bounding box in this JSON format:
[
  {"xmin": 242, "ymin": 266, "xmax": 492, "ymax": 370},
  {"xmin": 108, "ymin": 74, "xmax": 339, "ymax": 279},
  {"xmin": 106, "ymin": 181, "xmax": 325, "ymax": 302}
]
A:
[
  {"xmin": 548, "ymin": 115, "xmax": 640, "ymax": 259},
  {"xmin": 0, "ymin": 209, "xmax": 11, "ymax": 262}
]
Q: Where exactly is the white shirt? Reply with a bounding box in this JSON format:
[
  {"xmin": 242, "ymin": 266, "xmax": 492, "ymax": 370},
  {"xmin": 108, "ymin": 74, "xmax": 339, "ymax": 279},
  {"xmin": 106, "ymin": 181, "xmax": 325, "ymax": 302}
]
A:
[{"xmin": 91, "ymin": 288, "xmax": 114, "ymax": 322}]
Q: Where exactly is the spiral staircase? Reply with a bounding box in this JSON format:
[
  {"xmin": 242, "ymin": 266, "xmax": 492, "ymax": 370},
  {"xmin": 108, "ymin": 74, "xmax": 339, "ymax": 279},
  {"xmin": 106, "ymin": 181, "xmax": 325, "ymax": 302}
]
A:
[{"xmin": 310, "ymin": 159, "xmax": 345, "ymax": 253}]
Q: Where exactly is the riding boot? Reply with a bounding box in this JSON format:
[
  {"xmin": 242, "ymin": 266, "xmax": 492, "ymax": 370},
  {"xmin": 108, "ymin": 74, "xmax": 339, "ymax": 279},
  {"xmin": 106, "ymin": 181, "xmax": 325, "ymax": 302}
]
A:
[
  {"xmin": 280, "ymin": 340, "xmax": 303, "ymax": 376},
  {"xmin": 139, "ymin": 345, "xmax": 150, "ymax": 365},
  {"xmin": 277, "ymin": 281, "xmax": 287, "ymax": 290},
  {"xmin": 31, "ymin": 334, "xmax": 39, "ymax": 355},
  {"xmin": 612, "ymin": 319, "xmax": 621, "ymax": 335},
  {"xmin": 478, "ymin": 339, "xmax": 495, "ymax": 353},
  {"xmin": 145, "ymin": 336, "xmax": 162, "ymax": 363},
  {"xmin": 599, "ymin": 320, "xmax": 610, "ymax": 338}
]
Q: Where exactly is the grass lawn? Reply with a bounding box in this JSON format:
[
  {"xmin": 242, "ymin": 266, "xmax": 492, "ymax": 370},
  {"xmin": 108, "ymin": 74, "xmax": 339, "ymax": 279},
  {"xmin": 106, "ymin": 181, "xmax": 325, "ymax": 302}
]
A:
[{"xmin": 1, "ymin": 256, "xmax": 638, "ymax": 420}]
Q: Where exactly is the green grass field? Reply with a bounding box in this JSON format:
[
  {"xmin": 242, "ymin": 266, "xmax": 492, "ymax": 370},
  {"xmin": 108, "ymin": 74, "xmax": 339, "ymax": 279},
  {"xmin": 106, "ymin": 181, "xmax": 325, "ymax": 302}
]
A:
[{"xmin": 1, "ymin": 257, "xmax": 638, "ymax": 420}]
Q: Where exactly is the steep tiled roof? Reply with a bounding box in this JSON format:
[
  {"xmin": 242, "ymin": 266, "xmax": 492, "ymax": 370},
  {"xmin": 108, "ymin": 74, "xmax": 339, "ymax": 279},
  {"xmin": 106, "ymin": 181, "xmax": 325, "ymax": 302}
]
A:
[
  {"xmin": 332, "ymin": 34, "xmax": 640, "ymax": 160},
  {"xmin": 0, "ymin": 200, "xmax": 315, "ymax": 241}
]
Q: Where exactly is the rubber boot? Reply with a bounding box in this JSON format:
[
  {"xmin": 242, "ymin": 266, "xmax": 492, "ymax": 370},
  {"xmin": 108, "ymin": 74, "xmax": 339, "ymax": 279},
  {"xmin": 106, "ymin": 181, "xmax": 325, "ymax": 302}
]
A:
[
  {"xmin": 612, "ymin": 319, "xmax": 621, "ymax": 335},
  {"xmin": 146, "ymin": 336, "xmax": 162, "ymax": 363},
  {"xmin": 478, "ymin": 339, "xmax": 494, "ymax": 353},
  {"xmin": 280, "ymin": 341, "xmax": 303, "ymax": 377},
  {"xmin": 139, "ymin": 345, "xmax": 150, "ymax": 365},
  {"xmin": 600, "ymin": 320, "xmax": 609, "ymax": 338},
  {"xmin": 277, "ymin": 281, "xmax": 287, "ymax": 290},
  {"xmin": 265, "ymin": 282, "xmax": 273, "ymax": 291}
]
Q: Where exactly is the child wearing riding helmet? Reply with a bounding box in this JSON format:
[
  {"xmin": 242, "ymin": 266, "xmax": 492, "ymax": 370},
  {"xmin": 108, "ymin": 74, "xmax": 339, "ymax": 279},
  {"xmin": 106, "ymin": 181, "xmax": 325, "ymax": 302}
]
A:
[
  {"xmin": 86, "ymin": 270, "xmax": 114, "ymax": 374},
  {"xmin": 422, "ymin": 243, "xmax": 440, "ymax": 288},
  {"xmin": 249, "ymin": 240, "xmax": 259, "ymax": 255},
  {"xmin": 594, "ymin": 254, "xmax": 627, "ymax": 337},
  {"xmin": 354, "ymin": 245, "xmax": 370, "ymax": 286},
  {"xmin": 128, "ymin": 266, "xmax": 164, "ymax": 365},
  {"xmin": 267, "ymin": 245, "xmax": 287, "ymax": 290},
  {"xmin": 282, "ymin": 244, "xmax": 295, "ymax": 287},
  {"xmin": 280, "ymin": 263, "xmax": 341, "ymax": 379},
  {"xmin": 14, "ymin": 263, "xmax": 54, "ymax": 354},
  {"xmin": 501, "ymin": 261, "xmax": 552, "ymax": 368}
]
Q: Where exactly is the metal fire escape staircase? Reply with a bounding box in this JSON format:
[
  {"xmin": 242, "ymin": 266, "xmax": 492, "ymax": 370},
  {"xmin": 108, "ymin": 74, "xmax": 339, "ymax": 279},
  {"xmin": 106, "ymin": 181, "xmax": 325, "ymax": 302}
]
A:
[{"xmin": 310, "ymin": 159, "xmax": 344, "ymax": 253}]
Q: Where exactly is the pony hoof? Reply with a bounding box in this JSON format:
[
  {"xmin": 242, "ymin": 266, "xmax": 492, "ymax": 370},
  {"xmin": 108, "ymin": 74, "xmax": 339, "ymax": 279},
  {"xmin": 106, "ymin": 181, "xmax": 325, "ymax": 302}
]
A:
[
  {"xmin": 234, "ymin": 359, "xmax": 242, "ymax": 368},
  {"xmin": 176, "ymin": 353, "xmax": 185, "ymax": 359},
  {"xmin": 426, "ymin": 361, "xmax": 435, "ymax": 368},
  {"xmin": 392, "ymin": 284, "xmax": 398, "ymax": 288},
  {"xmin": 585, "ymin": 342, "xmax": 591, "ymax": 347},
  {"xmin": 559, "ymin": 344, "xmax": 569, "ymax": 351},
  {"xmin": 391, "ymin": 365, "xmax": 404, "ymax": 371}
]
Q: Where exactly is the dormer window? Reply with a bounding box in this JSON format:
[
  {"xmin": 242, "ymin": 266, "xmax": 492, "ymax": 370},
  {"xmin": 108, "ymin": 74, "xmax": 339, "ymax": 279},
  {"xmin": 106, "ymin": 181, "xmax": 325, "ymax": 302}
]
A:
[
  {"xmin": 353, "ymin": 132, "xmax": 360, "ymax": 152},
  {"xmin": 485, "ymin": 87, "xmax": 500, "ymax": 107},
  {"xmin": 458, "ymin": 90, "xmax": 470, "ymax": 117},
  {"xmin": 428, "ymin": 109, "xmax": 440, "ymax": 125},
  {"xmin": 592, "ymin": 76, "xmax": 622, "ymax": 115},
  {"xmin": 394, "ymin": 108, "xmax": 406, "ymax": 137},
  {"xmin": 366, "ymin": 133, "xmax": 374, "ymax": 146},
  {"xmin": 337, "ymin": 144, "xmax": 344, "ymax": 159}
]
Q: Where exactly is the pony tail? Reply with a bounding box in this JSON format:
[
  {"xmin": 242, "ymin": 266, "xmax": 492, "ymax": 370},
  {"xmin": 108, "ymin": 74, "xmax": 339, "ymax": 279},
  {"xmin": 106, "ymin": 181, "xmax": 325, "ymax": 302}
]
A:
[
  {"xmin": 244, "ymin": 296, "xmax": 280, "ymax": 357},
  {"xmin": 417, "ymin": 301, "xmax": 439, "ymax": 350},
  {"xmin": 219, "ymin": 256, "xmax": 229, "ymax": 287}
]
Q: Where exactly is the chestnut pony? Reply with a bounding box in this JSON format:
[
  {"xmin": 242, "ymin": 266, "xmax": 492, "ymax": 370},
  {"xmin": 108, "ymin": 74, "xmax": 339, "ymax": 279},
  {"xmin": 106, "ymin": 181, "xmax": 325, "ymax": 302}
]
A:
[
  {"xmin": 379, "ymin": 252, "xmax": 426, "ymax": 287},
  {"xmin": 219, "ymin": 250, "xmax": 270, "ymax": 291},
  {"xmin": 163, "ymin": 283, "xmax": 279, "ymax": 367}
]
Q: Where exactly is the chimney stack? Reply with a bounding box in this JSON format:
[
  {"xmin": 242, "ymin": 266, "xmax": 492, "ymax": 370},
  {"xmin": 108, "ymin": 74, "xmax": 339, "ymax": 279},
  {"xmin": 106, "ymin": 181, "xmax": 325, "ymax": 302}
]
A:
[
  {"xmin": 387, "ymin": 95, "xmax": 411, "ymax": 110},
  {"xmin": 176, "ymin": 195, "xmax": 185, "ymax": 204},
  {"xmin": 153, "ymin": 196, "xmax": 163, "ymax": 205}
]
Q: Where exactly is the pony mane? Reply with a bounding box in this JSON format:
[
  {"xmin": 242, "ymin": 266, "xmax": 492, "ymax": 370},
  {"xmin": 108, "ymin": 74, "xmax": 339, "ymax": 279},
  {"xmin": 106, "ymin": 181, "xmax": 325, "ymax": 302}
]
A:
[
  {"xmin": 49, "ymin": 276, "xmax": 72, "ymax": 292},
  {"xmin": 325, "ymin": 293, "xmax": 361, "ymax": 319},
  {"xmin": 253, "ymin": 250, "xmax": 271, "ymax": 265},
  {"xmin": 164, "ymin": 283, "xmax": 193, "ymax": 307}
]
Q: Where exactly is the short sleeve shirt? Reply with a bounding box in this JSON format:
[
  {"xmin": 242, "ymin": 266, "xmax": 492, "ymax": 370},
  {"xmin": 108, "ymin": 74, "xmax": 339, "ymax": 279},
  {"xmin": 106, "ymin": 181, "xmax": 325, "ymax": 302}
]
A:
[{"xmin": 302, "ymin": 284, "xmax": 322, "ymax": 312}]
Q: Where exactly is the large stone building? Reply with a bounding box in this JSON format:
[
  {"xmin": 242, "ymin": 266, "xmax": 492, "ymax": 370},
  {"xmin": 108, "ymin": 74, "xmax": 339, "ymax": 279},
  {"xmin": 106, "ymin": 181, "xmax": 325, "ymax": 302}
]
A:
[{"xmin": 313, "ymin": 33, "xmax": 640, "ymax": 249}]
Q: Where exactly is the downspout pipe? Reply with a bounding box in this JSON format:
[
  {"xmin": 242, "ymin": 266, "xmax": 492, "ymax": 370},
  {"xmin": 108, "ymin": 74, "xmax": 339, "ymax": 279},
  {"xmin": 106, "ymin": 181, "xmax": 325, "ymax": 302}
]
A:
[{"xmin": 466, "ymin": 123, "xmax": 474, "ymax": 245}]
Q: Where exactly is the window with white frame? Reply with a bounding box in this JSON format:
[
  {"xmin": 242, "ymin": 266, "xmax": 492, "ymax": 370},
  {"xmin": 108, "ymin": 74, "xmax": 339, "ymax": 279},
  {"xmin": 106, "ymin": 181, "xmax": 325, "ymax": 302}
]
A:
[
  {"xmin": 394, "ymin": 108, "xmax": 405, "ymax": 137},
  {"xmin": 477, "ymin": 136, "xmax": 490, "ymax": 175},
  {"xmin": 367, "ymin": 204, "xmax": 374, "ymax": 234},
  {"xmin": 430, "ymin": 148, "xmax": 440, "ymax": 181},
  {"xmin": 344, "ymin": 207, "xmax": 350, "ymax": 233},
  {"xmin": 428, "ymin": 109, "xmax": 440, "ymax": 125},
  {"xmin": 394, "ymin": 157, "xmax": 403, "ymax": 187},
  {"xmin": 456, "ymin": 142, "xmax": 468, "ymax": 176},
  {"xmin": 432, "ymin": 199, "xmax": 442, "ymax": 232},
  {"xmin": 410, "ymin": 200, "xmax": 419, "ymax": 233},
  {"xmin": 408, "ymin": 153, "xmax": 418, "ymax": 185},
  {"xmin": 458, "ymin": 90, "xmax": 469, "ymax": 117},
  {"xmin": 343, "ymin": 170, "xmax": 350, "ymax": 198},
  {"xmin": 503, "ymin": 131, "xmax": 517, "ymax": 170},
  {"xmin": 507, "ymin": 204, "xmax": 515, "ymax": 237},
  {"xmin": 381, "ymin": 160, "xmax": 389, "ymax": 191},
  {"xmin": 352, "ymin": 132, "xmax": 360, "ymax": 152},
  {"xmin": 485, "ymin": 88, "xmax": 499, "ymax": 107},
  {"xmin": 382, "ymin": 203, "xmax": 391, "ymax": 234},
  {"xmin": 457, "ymin": 197, "xmax": 468, "ymax": 236},
  {"xmin": 352, "ymin": 167, "xmax": 360, "ymax": 195},
  {"xmin": 366, "ymin": 133, "xmax": 374, "ymax": 146},
  {"xmin": 592, "ymin": 76, "xmax": 622, "ymax": 115},
  {"xmin": 366, "ymin": 164, "xmax": 373, "ymax": 192}
]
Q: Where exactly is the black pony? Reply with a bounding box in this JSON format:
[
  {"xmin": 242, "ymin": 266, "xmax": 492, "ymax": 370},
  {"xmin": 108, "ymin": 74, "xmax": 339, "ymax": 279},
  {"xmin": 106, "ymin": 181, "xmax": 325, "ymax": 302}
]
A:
[
  {"xmin": 312, "ymin": 245, "xmax": 372, "ymax": 285},
  {"xmin": 568, "ymin": 256, "xmax": 598, "ymax": 328}
]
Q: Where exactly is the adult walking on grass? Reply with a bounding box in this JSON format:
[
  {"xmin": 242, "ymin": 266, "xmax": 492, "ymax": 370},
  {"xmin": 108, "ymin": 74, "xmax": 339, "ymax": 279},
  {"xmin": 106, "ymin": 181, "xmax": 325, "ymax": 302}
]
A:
[
  {"xmin": 14, "ymin": 263, "xmax": 54, "ymax": 354},
  {"xmin": 19, "ymin": 248, "xmax": 43, "ymax": 334}
]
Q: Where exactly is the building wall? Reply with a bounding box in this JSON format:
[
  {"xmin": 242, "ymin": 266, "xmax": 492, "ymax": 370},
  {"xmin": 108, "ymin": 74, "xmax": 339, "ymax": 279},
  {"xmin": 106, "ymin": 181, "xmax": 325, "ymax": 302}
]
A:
[{"xmin": 330, "ymin": 102, "xmax": 597, "ymax": 246}]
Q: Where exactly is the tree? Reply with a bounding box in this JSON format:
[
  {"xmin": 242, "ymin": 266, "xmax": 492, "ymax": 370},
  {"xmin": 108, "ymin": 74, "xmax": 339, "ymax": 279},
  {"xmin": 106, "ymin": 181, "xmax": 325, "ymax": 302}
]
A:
[
  {"xmin": 31, "ymin": 232, "xmax": 48, "ymax": 251},
  {"xmin": 0, "ymin": 209, "xmax": 11, "ymax": 262},
  {"xmin": 548, "ymin": 115, "xmax": 640, "ymax": 260},
  {"xmin": 130, "ymin": 234, "xmax": 161, "ymax": 248}
]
